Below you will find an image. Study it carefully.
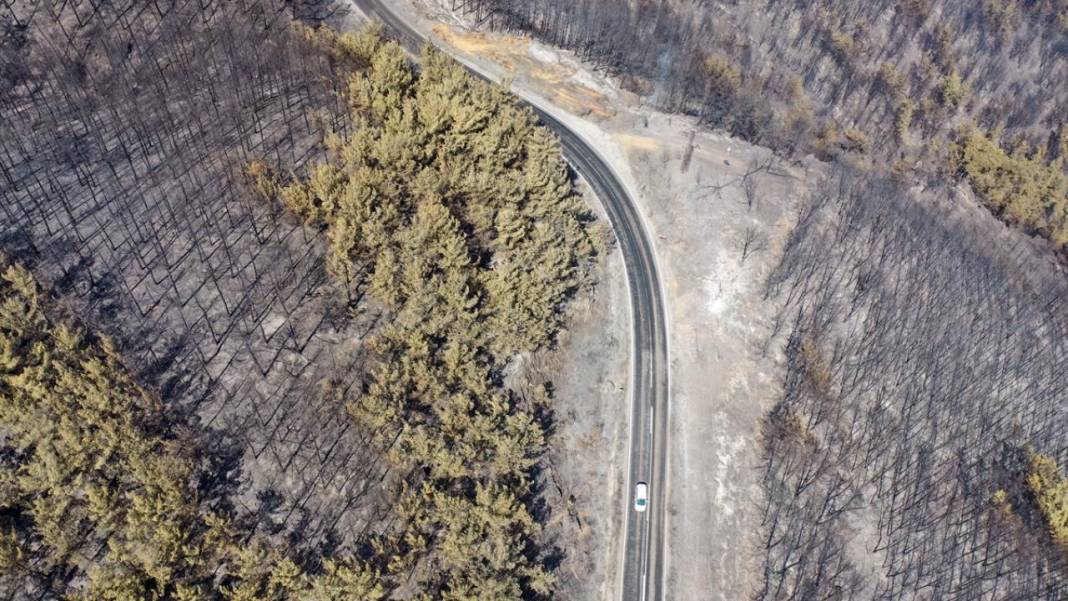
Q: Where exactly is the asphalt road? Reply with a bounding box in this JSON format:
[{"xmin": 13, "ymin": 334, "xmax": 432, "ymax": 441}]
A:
[{"xmin": 346, "ymin": 3, "xmax": 670, "ymax": 600}]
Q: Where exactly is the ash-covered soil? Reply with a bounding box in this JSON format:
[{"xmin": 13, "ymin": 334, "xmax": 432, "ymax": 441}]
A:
[{"xmin": 615, "ymin": 116, "xmax": 806, "ymax": 601}]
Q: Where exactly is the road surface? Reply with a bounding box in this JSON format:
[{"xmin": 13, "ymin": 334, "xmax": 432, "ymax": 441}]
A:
[{"xmin": 346, "ymin": 3, "xmax": 670, "ymax": 600}]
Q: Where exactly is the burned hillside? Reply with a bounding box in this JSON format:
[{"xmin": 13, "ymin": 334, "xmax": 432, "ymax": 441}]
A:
[{"xmin": 759, "ymin": 169, "xmax": 1068, "ymax": 599}]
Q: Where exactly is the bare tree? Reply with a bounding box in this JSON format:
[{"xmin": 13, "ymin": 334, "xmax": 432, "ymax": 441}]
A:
[
  {"xmin": 738, "ymin": 225, "xmax": 768, "ymax": 263},
  {"xmin": 742, "ymin": 173, "xmax": 758, "ymax": 210}
]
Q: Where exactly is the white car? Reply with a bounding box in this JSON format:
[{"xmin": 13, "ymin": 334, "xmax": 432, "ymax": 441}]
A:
[{"xmin": 634, "ymin": 482, "xmax": 649, "ymax": 512}]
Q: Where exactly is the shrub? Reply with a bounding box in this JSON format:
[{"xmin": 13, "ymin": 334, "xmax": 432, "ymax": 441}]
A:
[
  {"xmin": 953, "ymin": 128, "xmax": 1068, "ymax": 245},
  {"xmin": 991, "ymin": 488, "xmax": 1012, "ymax": 513},
  {"xmin": 876, "ymin": 62, "xmax": 904, "ymax": 97},
  {"xmin": 1026, "ymin": 452, "xmax": 1068, "ymax": 548},
  {"xmin": 939, "ymin": 69, "xmax": 967, "ymax": 109},
  {"xmin": 826, "ymin": 28, "xmax": 856, "ymax": 62},
  {"xmin": 786, "ymin": 104, "xmax": 816, "ymax": 149},
  {"xmin": 787, "ymin": 75, "xmax": 805, "ymax": 101},
  {"xmin": 1056, "ymin": 123, "xmax": 1068, "ymax": 164},
  {"xmin": 983, "ymin": 0, "xmax": 1018, "ymax": 43},
  {"xmin": 899, "ymin": 0, "xmax": 932, "ymax": 24},
  {"xmin": 896, "ymin": 99, "xmax": 915, "ymax": 142},
  {"xmin": 703, "ymin": 54, "xmax": 742, "ymax": 101},
  {"xmin": 932, "ymin": 24, "xmax": 955, "ymax": 69},
  {"xmin": 843, "ymin": 127, "xmax": 871, "ymax": 153},
  {"xmin": 799, "ymin": 338, "xmax": 833, "ymax": 396},
  {"xmin": 814, "ymin": 123, "xmax": 839, "ymax": 159}
]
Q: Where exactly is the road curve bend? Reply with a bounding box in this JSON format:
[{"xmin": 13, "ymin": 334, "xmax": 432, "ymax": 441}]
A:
[{"xmin": 346, "ymin": 3, "xmax": 670, "ymax": 600}]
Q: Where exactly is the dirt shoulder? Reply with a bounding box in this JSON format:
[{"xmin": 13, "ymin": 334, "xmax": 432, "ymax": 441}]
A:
[{"xmin": 530, "ymin": 221, "xmax": 630, "ymax": 601}]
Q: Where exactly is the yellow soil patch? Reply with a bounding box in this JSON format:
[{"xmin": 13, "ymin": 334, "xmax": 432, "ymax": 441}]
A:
[
  {"xmin": 431, "ymin": 24, "xmax": 528, "ymax": 56},
  {"xmin": 530, "ymin": 62, "xmax": 574, "ymax": 85},
  {"xmin": 553, "ymin": 86, "xmax": 614, "ymax": 120},
  {"xmin": 432, "ymin": 24, "xmax": 615, "ymax": 120},
  {"xmin": 432, "ymin": 24, "xmax": 528, "ymax": 73},
  {"xmin": 616, "ymin": 134, "xmax": 662, "ymax": 153}
]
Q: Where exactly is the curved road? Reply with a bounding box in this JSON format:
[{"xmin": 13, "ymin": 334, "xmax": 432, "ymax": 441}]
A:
[{"xmin": 347, "ymin": 3, "xmax": 670, "ymax": 600}]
